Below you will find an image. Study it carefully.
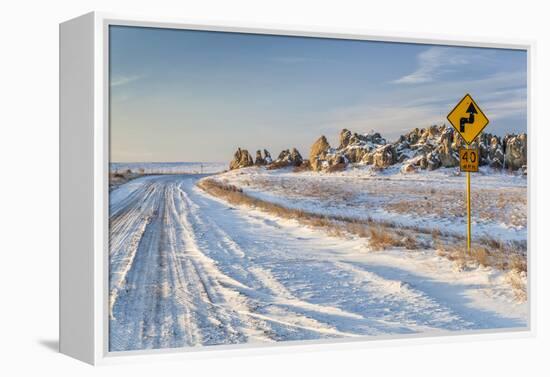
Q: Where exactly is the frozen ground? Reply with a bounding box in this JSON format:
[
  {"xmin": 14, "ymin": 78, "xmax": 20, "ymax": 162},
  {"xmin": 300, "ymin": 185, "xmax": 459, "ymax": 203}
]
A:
[
  {"xmin": 213, "ymin": 165, "xmax": 527, "ymax": 243},
  {"xmin": 110, "ymin": 161, "xmax": 226, "ymax": 175},
  {"xmin": 109, "ymin": 174, "xmax": 527, "ymax": 352}
]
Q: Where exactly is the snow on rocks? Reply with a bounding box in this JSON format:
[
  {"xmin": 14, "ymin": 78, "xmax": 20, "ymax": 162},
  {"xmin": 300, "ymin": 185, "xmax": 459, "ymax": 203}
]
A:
[
  {"xmin": 230, "ymin": 148, "xmax": 254, "ymax": 170},
  {"xmin": 229, "ymin": 125, "xmax": 527, "ymax": 174}
]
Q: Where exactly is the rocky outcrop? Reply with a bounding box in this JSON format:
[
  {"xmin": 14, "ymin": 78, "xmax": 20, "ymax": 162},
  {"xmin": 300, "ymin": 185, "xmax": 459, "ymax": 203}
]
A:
[
  {"xmin": 230, "ymin": 146, "xmax": 303, "ymax": 170},
  {"xmin": 229, "ymin": 148, "xmax": 254, "ymax": 170},
  {"xmin": 400, "ymin": 163, "xmax": 417, "ymax": 174},
  {"xmin": 309, "ymin": 136, "xmax": 332, "ymax": 171},
  {"xmin": 504, "ymin": 133, "xmax": 527, "ymax": 170},
  {"xmin": 486, "ymin": 136, "xmax": 505, "ymax": 168},
  {"xmin": 308, "ymin": 130, "xmax": 387, "ymax": 172},
  {"xmin": 254, "ymin": 150, "xmax": 266, "ymax": 166},
  {"xmin": 339, "ymin": 128, "xmax": 352, "ymax": 149},
  {"xmin": 229, "ymin": 126, "xmax": 527, "ymax": 173},
  {"xmin": 437, "ymin": 127, "xmax": 459, "ymax": 168},
  {"xmin": 372, "ymin": 144, "xmax": 397, "ymax": 169},
  {"xmin": 273, "ymin": 148, "xmax": 304, "ymax": 167},
  {"xmin": 264, "ymin": 149, "xmax": 273, "ymax": 164},
  {"xmin": 306, "ymin": 125, "xmax": 527, "ymax": 173},
  {"xmin": 254, "ymin": 149, "xmax": 273, "ymax": 166},
  {"xmin": 340, "ymin": 129, "xmax": 386, "ymax": 163}
]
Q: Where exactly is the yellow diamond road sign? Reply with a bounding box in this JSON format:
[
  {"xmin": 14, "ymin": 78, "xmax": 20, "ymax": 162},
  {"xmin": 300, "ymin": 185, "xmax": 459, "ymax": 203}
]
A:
[{"xmin": 447, "ymin": 94, "xmax": 489, "ymax": 145}]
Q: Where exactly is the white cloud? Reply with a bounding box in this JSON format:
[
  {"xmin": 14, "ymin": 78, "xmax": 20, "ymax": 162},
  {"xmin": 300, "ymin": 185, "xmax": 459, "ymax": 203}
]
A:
[
  {"xmin": 393, "ymin": 47, "xmax": 487, "ymax": 85},
  {"xmin": 318, "ymin": 69, "xmax": 526, "ymax": 141},
  {"xmin": 110, "ymin": 74, "xmax": 143, "ymax": 87}
]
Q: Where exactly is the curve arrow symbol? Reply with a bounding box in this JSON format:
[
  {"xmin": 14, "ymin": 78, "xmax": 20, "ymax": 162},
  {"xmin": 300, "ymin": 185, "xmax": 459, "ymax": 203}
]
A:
[{"xmin": 460, "ymin": 102, "xmax": 477, "ymax": 133}]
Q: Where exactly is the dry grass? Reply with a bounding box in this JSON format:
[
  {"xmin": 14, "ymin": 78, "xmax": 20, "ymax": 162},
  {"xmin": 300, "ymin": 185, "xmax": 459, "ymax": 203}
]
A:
[
  {"xmin": 199, "ymin": 178, "xmax": 526, "ymax": 277},
  {"xmin": 472, "ymin": 246, "xmax": 490, "ymax": 267},
  {"xmin": 109, "ymin": 171, "xmax": 141, "ymax": 191},
  {"xmin": 238, "ymin": 167, "xmax": 526, "ymax": 232},
  {"xmin": 199, "ymin": 178, "xmax": 421, "ymax": 251},
  {"xmin": 434, "ymin": 236, "xmax": 527, "ymax": 275},
  {"xmin": 402, "ymin": 235, "xmax": 419, "ymax": 250},
  {"xmin": 209, "ymin": 181, "xmax": 243, "ymax": 193},
  {"xmin": 368, "ymin": 227, "xmax": 396, "ymax": 249},
  {"xmin": 506, "ymin": 270, "xmax": 527, "ymax": 302},
  {"xmin": 510, "ymin": 254, "xmax": 528, "ymax": 273}
]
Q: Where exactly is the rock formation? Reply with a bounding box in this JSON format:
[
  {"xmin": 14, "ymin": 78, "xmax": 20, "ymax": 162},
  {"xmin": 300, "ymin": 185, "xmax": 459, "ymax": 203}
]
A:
[
  {"xmin": 254, "ymin": 150, "xmax": 266, "ymax": 166},
  {"xmin": 264, "ymin": 149, "xmax": 273, "ymax": 164},
  {"xmin": 228, "ymin": 126, "xmax": 527, "ymax": 173},
  {"xmin": 504, "ymin": 133, "xmax": 527, "ymax": 170},
  {"xmin": 274, "ymin": 148, "xmax": 303, "ymax": 167},
  {"xmin": 307, "ymin": 125, "xmax": 527, "ymax": 173},
  {"xmin": 372, "ymin": 144, "xmax": 397, "ymax": 169},
  {"xmin": 229, "ymin": 148, "xmax": 254, "ymax": 170},
  {"xmin": 309, "ymin": 136, "xmax": 332, "ymax": 171},
  {"xmin": 254, "ymin": 149, "xmax": 273, "ymax": 166}
]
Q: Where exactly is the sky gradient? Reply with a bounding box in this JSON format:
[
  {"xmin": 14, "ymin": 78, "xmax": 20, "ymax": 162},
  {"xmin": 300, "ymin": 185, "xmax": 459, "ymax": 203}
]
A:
[{"xmin": 109, "ymin": 26, "xmax": 527, "ymax": 163}]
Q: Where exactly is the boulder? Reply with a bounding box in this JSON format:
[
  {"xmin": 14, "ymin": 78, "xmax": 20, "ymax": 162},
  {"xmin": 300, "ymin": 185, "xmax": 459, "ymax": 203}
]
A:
[
  {"xmin": 290, "ymin": 148, "xmax": 303, "ymax": 165},
  {"xmin": 476, "ymin": 133, "xmax": 491, "ymax": 164},
  {"xmin": 504, "ymin": 133, "xmax": 527, "ymax": 170},
  {"xmin": 309, "ymin": 136, "xmax": 331, "ymax": 171},
  {"xmin": 401, "ymin": 163, "xmax": 417, "ymax": 174},
  {"xmin": 437, "ymin": 127, "xmax": 459, "ymax": 167},
  {"xmin": 273, "ymin": 148, "xmax": 304, "ymax": 167},
  {"xmin": 427, "ymin": 124, "xmax": 443, "ymax": 139},
  {"xmin": 361, "ymin": 151, "xmax": 374, "ymax": 165},
  {"xmin": 339, "ymin": 130, "xmax": 386, "ymax": 163},
  {"xmin": 372, "ymin": 144, "xmax": 397, "ymax": 169},
  {"xmin": 229, "ymin": 148, "xmax": 254, "ymax": 170},
  {"xmin": 487, "ymin": 136, "xmax": 504, "ymax": 168},
  {"xmin": 426, "ymin": 151, "xmax": 442, "ymax": 170},
  {"xmin": 276, "ymin": 149, "xmax": 291, "ymax": 162},
  {"xmin": 339, "ymin": 129, "xmax": 352, "ymax": 149},
  {"xmin": 406, "ymin": 128, "xmax": 421, "ymax": 144},
  {"xmin": 419, "ymin": 155, "xmax": 428, "ymax": 169},
  {"xmin": 254, "ymin": 150, "xmax": 266, "ymax": 166},
  {"xmin": 264, "ymin": 149, "xmax": 273, "ymax": 164},
  {"xmin": 343, "ymin": 147, "xmax": 368, "ymax": 163}
]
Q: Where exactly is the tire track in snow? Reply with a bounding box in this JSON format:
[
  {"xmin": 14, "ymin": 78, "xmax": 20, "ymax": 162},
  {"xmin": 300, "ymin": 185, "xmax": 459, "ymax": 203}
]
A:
[
  {"xmin": 191, "ymin": 180, "xmax": 525, "ymax": 334},
  {"xmin": 177, "ymin": 185, "xmax": 365, "ymax": 341},
  {"xmin": 109, "ymin": 174, "xmax": 526, "ymax": 351}
]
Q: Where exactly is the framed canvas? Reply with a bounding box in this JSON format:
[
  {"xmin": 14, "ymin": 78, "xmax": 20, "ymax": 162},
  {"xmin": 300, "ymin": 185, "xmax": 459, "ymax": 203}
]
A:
[{"xmin": 59, "ymin": 12, "xmax": 534, "ymax": 365}]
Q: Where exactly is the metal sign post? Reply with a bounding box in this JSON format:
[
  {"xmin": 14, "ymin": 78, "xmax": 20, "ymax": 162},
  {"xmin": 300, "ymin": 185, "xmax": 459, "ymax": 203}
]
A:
[
  {"xmin": 459, "ymin": 147, "xmax": 479, "ymax": 254},
  {"xmin": 448, "ymin": 94, "xmax": 489, "ymax": 255},
  {"xmin": 466, "ymin": 170, "xmax": 471, "ymax": 253}
]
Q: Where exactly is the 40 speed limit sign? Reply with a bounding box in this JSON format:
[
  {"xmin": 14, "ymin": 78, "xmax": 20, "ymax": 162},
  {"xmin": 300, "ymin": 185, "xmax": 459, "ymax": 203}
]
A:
[{"xmin": 459, "ymin": 148, "xmax": 479, "ymax": 173}]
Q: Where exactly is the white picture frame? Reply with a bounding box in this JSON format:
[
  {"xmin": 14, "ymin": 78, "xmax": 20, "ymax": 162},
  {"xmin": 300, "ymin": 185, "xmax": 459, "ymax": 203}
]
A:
[{"xmin": 59, "ymin": 11, "xmax": 535, "ymax": 365}]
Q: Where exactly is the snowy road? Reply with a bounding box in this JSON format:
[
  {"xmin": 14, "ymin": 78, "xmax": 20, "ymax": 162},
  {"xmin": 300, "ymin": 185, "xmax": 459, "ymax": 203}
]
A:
[{"xmin": 109, "ymin": 175, "xmax": 527, "ymax": 352}]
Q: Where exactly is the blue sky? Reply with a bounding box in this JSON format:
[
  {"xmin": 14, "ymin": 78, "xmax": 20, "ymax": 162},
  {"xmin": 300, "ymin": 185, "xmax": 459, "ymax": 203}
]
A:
[{"xmin": 109, "ymin": 26, "xmax": 527, "ymax": 162}]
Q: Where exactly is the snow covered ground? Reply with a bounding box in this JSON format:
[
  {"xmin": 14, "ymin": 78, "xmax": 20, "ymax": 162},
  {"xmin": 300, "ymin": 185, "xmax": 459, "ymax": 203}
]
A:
[
  {"xmin": 109, "ymin": 173, "xmax": 527, "ymax": 352},
  {"xmin": 110, "ymin": 162, "xmax": 226, "ymax": 175},
  {"xmin": 213, "ymin": 165, "xmax": 527, "ymax": 243}
]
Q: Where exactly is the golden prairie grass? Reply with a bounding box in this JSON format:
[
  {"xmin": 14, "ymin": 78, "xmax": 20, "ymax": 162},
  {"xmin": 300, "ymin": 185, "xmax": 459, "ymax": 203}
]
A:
[
  {"xmin": 435, "ymin": 237, "xmax": 526, "ymax": 276},
  {"xmin": 199, "ymin": 178, "xmax": 526, "ymax": 275},
  {"xmin": 368, "ymin": 227, "xmax": 396, "ymax": 250},
  {"xmin": 506, "ymin": 270, "xmax": 527, "ymax": 302},
  {"xmin": 199, "ymin": 178, "xmax": 415, "ymax": 251}
]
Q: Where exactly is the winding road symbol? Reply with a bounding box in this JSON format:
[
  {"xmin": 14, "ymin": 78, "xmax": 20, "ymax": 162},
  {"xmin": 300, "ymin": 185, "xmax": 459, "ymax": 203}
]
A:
[
  {"xmin": 447, "ymin": 94, "xmax": 489, "ymax": 145},
  {"xmin": 459, "ymin": 103, "xmax": 478, "ymax": 133}
]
